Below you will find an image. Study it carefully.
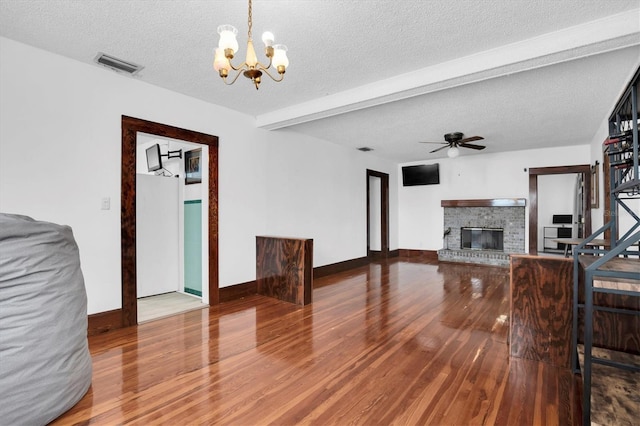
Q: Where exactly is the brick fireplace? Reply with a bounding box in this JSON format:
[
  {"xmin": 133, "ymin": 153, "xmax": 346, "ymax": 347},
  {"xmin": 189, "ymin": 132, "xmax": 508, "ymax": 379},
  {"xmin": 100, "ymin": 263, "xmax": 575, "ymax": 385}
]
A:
[{"xmin": 438, "ymin": 198, "xmax": 526, "ymax": 266}]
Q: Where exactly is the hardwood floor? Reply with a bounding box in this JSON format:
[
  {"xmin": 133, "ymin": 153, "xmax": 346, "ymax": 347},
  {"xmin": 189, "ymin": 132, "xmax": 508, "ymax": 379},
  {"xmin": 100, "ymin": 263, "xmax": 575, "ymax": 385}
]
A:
[{"xmin": 53, "ymin": 257, "xmax": 576, "ymax": 425}]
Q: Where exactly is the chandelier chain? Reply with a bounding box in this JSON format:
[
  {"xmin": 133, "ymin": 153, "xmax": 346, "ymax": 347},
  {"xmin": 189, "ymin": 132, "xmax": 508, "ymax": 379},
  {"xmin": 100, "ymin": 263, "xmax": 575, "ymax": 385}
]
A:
[{"xmin": 247, "ymin": 0, "xmax": 253, "ymax": 39}]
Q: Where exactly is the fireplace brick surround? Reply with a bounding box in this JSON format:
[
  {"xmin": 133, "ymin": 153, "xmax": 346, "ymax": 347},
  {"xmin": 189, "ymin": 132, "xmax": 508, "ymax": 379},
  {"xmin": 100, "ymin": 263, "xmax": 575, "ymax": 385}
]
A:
[{"xmin": 438, "ymin": 199, "xmax": 526, "ymax": 266}]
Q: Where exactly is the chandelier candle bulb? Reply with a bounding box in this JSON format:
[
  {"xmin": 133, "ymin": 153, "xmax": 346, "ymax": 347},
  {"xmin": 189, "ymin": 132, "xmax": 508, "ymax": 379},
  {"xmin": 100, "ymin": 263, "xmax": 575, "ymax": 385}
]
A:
[
  {"xmin": 261, "ymin": 31, "xmax": 274, "ymax": 47},
  {"xmin": 213, "ymin": 48, "xmax": 230, "ymax": 75},
  {"xmin": 272, "ymin": 44, "xmax": 289, "ymax": 71}
]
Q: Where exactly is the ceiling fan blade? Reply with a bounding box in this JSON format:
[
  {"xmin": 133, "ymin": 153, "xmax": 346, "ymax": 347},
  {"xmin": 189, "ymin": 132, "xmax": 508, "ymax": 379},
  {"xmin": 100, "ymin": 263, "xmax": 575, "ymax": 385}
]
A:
[
  {"xmin": 459, "ymin": 136, "xmax": 484, "ymax": 143},
  {"xmin": 459, "ymin": 143, "xmax": 486, "ymax": 150},
  {"xmin": 419, "ymin": 141, "xmax": 447, "ymax": 145},
  {"xmin": 429, "ymin": 145, "xmax": 450, "ymax": 153}
]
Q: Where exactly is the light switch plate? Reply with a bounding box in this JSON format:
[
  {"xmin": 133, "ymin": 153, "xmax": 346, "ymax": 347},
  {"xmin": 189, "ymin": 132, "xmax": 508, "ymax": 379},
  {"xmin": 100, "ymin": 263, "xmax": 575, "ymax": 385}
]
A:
[{"xmin": 101, "ymin": 197, "xmax": 110, "ymax": 210}]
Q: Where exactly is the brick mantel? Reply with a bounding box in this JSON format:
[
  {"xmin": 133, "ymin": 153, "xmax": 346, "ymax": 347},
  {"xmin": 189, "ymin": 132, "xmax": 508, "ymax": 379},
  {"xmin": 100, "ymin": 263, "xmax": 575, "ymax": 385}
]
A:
[
  {"xmin": 441, "ymin": 198, "xmax": 526, "ymax": 207},
  {"xmin": 439, "ymin": 199, "xmax": 526, "ymax": 266}
]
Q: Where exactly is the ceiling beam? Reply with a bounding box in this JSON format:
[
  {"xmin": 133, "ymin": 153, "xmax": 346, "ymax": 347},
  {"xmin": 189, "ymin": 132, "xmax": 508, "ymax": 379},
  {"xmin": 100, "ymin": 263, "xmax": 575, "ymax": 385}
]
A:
[{"xmin": 256, "ymin": 10, "xmax": 640, "ymax": 130}]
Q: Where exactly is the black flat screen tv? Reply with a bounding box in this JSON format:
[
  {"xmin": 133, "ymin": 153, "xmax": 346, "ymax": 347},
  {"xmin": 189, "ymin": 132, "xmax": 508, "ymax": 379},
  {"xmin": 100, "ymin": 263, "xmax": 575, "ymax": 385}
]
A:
[
  {"xmin": 146, "ymin": 144, "xmax": 162, "ymax": 172},
  {"xmin": 402, "ymin": 163, "xmax": 440, "ymax": 186}
]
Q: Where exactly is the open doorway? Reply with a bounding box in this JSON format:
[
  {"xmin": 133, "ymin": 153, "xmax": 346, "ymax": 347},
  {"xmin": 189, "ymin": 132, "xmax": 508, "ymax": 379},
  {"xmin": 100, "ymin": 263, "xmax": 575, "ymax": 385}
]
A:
[
  {"xmin": 367, "ymin": 169, "xmax": 389, "ymax": 258},
  {"xmin": 528, "ymin": 165, "xmax": 591, "ymax": 255},
  {"xmin": 121, "ymin": 116, "xmax": 218, "ymax": 327},
  {"xmin": 135, "ymin": 134, "xmax": 208, "ymax": 322},
  {"xmin": 536, "ymin": 173, "xmax": 585, "ymax": 255}
]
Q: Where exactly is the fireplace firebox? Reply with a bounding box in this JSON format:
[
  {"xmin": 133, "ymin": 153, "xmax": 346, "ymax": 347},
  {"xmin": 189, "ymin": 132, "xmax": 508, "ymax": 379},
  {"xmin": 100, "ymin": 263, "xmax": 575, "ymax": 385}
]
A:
[{"xmin": 461, "ymin": 227, "xmax": 504, "ymax": 251}]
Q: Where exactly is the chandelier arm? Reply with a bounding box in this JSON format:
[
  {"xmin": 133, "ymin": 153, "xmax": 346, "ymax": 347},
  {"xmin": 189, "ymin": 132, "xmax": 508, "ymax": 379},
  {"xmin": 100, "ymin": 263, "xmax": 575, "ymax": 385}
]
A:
[
  {"xmin": 257, "ymin": 57, "xmax": 273, "ymax": 71},
  {"xmin": 222, "ymin": 70, "xmax": 247, "ymax": 85},
  {"xmin": 260, "ymin": 67, "xmax": 284, "ymax": 82},
  {"xmin": 227, "ymin": 60, "xmax": 248, "ymax": 72},
  {"xmin": 255, "ymin": 60, "xmax": 273, "ymax": 71}
]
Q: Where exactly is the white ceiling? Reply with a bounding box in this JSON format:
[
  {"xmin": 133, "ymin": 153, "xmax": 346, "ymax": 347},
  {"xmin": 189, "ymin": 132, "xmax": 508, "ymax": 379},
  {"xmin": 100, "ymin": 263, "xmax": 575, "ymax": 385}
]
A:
[{"xmin": 1, "ymin": 0, "xmax": 639, "ymax": 162}]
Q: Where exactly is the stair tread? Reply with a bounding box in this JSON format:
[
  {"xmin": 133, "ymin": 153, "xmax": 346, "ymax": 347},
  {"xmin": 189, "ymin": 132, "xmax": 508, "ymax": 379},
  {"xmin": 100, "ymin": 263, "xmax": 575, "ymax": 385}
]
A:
[
  {"xmin": 580, "ymin": 255, "xmax": 639, "ymax": 270},
  {"xmin": 580, "ymin": 256, "xmax": 640, "ymax": 290},
  {"xmin": 612, "ymin": 178, "xmax": 640, "ymax": 194}
]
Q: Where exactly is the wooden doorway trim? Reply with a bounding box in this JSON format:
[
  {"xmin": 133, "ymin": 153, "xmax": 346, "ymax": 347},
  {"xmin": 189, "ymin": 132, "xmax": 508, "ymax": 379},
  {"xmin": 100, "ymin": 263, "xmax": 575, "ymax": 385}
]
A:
[
  {"xmin": 366, "ymin": 169, "xmax": 389, "ymax": 258},
  {"xmin": 121, "ymin": 116, "xmax": 219, "ymax": 327},
  {"xmin": 528, "ymin": 165, "xmax": 591, "ymax": 255}
]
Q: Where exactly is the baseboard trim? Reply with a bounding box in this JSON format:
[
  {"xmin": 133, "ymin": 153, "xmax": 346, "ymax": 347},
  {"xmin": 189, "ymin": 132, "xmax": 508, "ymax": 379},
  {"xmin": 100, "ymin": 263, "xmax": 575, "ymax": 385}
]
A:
[
  {"xmin": 88, "ymin": 255, "xmax": 382, "ymax": 330},
  {"xmin": 398, "ymin": 249, "xmax": 439, "ymax": 260},
  {"xmin": 221, "ymin": 256, "xmax": 374, "ymax": 301},
  {"xmin": 368, "ymin": 249, "xmax": 400, "ymax": 260},
  {"xmin": 314, "ymin": 256, "xmax": 370, "ymax": 279},
  {"xmin": 87, "ymin": 309, "xmax": 123, "ymax": 336},
  {"xmin": 219, "ymin": 280, "xmax": 257, "ymax": 303}
]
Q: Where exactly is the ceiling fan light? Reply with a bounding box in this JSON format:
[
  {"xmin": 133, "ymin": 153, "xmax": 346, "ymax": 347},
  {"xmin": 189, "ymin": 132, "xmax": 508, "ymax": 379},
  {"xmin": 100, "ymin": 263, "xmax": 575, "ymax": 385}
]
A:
[{"xmin": 447, "ymin": 146, "xmax": 460, "ymax": 158}]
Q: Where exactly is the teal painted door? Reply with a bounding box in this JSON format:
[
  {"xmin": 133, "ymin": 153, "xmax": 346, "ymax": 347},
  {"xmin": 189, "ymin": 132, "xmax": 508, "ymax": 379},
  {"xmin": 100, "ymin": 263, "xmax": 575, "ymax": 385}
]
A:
[{"xmin": 184, "ymin": 200, "xmax": 202, "ymax": 296}]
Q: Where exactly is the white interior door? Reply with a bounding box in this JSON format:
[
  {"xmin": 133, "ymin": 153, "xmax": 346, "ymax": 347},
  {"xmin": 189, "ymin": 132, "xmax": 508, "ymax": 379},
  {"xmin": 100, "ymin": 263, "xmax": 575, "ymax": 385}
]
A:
[{"xmin": 136, "ymin": 173, "xmax": 180, "ymax": 298}]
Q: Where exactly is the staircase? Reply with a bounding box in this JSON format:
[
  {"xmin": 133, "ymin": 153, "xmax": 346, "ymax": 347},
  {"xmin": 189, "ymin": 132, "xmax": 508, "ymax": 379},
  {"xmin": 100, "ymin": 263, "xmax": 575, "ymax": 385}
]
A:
[{"xmin": 571, "ymin": 66, "xmax": 640, "ymax": 426}]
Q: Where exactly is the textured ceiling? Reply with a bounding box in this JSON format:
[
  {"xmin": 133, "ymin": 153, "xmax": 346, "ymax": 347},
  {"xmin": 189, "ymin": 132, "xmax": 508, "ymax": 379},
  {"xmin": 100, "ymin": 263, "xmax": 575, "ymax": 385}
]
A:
[{"xmin": 1, "ymin": 0, "xmax": 639, "ymax": 161}]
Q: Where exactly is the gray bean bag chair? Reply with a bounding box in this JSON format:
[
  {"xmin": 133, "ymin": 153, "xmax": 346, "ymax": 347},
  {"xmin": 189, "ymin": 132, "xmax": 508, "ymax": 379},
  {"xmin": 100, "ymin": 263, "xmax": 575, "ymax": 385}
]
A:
[{"xmin": 0, "ymin": 213, "xmax": 92, "ymax": 425}]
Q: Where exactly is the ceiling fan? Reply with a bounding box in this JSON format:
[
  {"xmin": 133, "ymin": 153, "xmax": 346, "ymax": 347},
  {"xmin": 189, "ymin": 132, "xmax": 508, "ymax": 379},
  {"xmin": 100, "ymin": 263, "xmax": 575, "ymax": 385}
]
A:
[{"xmin": 420, "ymin": 132, "xmax": 486, "ymax": 157}]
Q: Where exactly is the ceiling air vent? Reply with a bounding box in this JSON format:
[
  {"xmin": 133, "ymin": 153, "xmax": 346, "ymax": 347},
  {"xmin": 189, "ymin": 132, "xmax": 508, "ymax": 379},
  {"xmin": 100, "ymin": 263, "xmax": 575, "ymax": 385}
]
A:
[
  {"xmin": 357, "ymin": 147, "xmax": 374, "ymax": 152},
  {"xmin": 93, "ymin": 53, "xmax": 144, "ymax": 76}
]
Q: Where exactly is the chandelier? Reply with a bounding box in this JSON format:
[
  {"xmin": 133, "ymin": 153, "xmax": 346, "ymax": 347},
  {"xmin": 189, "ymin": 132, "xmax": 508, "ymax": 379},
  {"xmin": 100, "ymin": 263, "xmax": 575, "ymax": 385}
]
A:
[{"xmin": 213, "ymin": 0, "xmax": 289, "ymax": 90}]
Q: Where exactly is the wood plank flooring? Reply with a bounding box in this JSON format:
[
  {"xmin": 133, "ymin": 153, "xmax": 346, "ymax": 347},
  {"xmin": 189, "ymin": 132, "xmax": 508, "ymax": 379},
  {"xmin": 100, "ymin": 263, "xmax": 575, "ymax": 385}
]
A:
[{"xmin": 53, "ymin": 258, "xmax": 576, "ymax": 425}]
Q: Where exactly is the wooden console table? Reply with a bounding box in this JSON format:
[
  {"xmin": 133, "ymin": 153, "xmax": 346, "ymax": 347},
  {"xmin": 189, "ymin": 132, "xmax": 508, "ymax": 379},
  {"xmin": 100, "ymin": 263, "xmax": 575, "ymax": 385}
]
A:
[{"xmin": 256, "ymin": 236, "xmax": 313, "ymax": 305}]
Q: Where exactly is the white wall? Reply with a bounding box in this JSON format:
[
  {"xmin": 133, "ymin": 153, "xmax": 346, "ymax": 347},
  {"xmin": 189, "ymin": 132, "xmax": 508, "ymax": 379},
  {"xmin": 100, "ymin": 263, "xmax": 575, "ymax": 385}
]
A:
[
  {"xmin": 0, "ymin": 37, "xmax": 398, "ymax": 314},
  {"xmin": 262, "ymin": 128, "xmax": 398, "ymax": 266},
  {"xmin": 398, "ymin": 145, "xmax": 591, "ymax": 251}
]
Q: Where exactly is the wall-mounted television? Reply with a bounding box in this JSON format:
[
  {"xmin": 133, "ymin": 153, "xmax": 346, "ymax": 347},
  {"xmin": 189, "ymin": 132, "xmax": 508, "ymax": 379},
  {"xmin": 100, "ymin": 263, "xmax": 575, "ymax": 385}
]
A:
[
  {"xmin": 146, "ymin": 144, "xmax": 162, "ymax": 172},
  {"xmin": 402, "ymin": 163, "xmax": 440, "ymax": 186}
]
